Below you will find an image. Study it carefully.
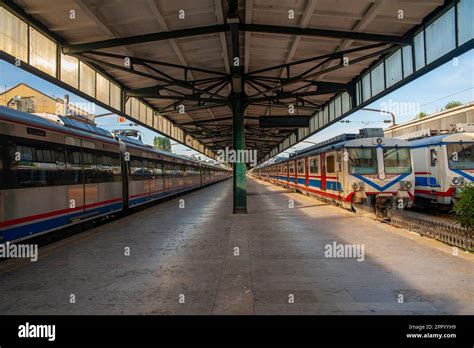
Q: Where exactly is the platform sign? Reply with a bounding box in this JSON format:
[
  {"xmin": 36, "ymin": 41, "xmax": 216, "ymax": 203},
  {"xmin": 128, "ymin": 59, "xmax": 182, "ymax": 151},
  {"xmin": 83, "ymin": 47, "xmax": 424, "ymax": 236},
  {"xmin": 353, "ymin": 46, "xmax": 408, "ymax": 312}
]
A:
[
  {"xmin": 118, "ymin": 116, "xmax": 126, "ymax": 124},
  {"xmin": 259, "ymin": 116, "xmax": 310, "ymax": 128}
]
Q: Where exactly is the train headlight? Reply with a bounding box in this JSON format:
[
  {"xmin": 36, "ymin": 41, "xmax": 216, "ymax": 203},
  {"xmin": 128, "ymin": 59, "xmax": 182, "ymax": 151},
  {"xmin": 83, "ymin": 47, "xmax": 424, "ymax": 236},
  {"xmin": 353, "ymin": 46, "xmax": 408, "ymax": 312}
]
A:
[
  {"xmin": 404, "ymin": 181, "xmax": 413, "ymax": 190},
  {"xmin": 352, "ymin": 181, "xmax": 365, "ymax": 191},
  {"xmin": 452, "ymin": 177, "xmax": 464, "ymax": 186}
]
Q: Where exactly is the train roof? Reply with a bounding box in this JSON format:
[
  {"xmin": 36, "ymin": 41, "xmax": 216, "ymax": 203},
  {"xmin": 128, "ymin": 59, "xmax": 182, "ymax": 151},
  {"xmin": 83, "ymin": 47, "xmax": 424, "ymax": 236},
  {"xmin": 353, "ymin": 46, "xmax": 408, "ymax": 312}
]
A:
[
  {"xmin": 0, "ymin": 106, "xmax": 228, "ymax": 171},
  {"xmin": 59, "ymin": 115, "xmax": 113, "ymax": 138},
  {"xmin": 409, "ymin": 132, "xmax": 474, "ymax": 147},
  {"xmin": 0, "ymin": 105, "xmax": 117, "ymax": 144},
  {"xmin": 115, "ymin": 133, "xmax": 222, "ymax": 167},
  {"xmin": 259, "ymin": 135, "xmax": 411, "ymax": 169},
  {"xmin": 289, "ymin": 136, "xmax": 411, "ymax": 161}
]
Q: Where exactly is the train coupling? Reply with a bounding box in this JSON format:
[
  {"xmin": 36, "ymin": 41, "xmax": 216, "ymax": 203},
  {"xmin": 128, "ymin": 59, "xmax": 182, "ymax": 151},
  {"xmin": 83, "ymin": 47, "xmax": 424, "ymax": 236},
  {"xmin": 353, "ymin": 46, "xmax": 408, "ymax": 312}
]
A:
[
  {"xmin": 375, "ymin": 193, "xmax": 394, "ymax": 220},
  {"xmin": 352, "ymin": 181, "xmax": 367, "ymax": 204},
  {"xmin": 353, "ymin": 190, "xmax": 367, "ymax": 204}
]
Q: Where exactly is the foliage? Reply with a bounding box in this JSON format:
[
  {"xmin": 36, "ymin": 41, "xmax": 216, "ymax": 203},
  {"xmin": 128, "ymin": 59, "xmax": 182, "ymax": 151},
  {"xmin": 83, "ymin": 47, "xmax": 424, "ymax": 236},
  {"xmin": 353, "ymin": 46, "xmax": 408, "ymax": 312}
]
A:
[
  {"xmin": 444, "ymin": 101, "xmax": 462, "ymax": 110},
  {"xmin": 452, "ymin": 183, "xmax": 474, "ymax": 229},
  {"xmin": 416, "ymin": 111, "xmax": 427, "ymax": 118},
  {"xmin": 153, "ymin": 136, "xmax": 172, "ymax": 152}
]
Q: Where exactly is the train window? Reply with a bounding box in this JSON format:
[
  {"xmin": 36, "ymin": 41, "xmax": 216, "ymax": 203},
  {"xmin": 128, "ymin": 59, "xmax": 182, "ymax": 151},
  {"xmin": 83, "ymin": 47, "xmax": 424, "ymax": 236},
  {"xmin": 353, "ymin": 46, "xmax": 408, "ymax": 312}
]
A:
[
  {"xmin": 297, "ymin": 160, "xmax": 304, "ymax": 174},
  {"xmin": 309, "ymin": 157, "xmax": 319, "ymax": 174},
  {"xmin": 35, "ymin": 148, "xmax": 45, "ymax": 162},
  {"xmin": 163, "ymin": 162, "xmax": 173, "ymax": 177},
  {"xmin": 96, "ymin": 150, "xmax": 117, "ymax": 183},
  {"xmin": 326, "ymin": 155, "xmax": 335, "ymax": 173},
  {"xmin": 430, "ymin": 149, "xmax": 437, "ymax": 167},
  {"xmin": 82, "ymin": 149, "xmax": 98, "ymax": 184},
  {"xmin": 66, "ymin": 146, "xmax": 83, "ymax": 185},
  {"xmin": 131, "ymin": 157, "xmax": 144, "ymax": 180},
  {"xmin": 18, "ymin": 145, "xmax": 34, "ymax": 162},
  {"xmin": 13, "ymin": 142, "xmax": 52, "ymax": 187},
  {"xmin": 53, "ymin": 146, "xmax": 66, "ymax": 165},
  {"xmin": 141, "ymin": 159, "xmax": 151, "ymax": 179},
  {"xmin": 3, "ymin": 140, "xmax": 55, "ymax": 187},
  {"xmin": 348, "ymin": 148, "xmax": 377, "ymax": 175},
  {"xmin": 289, "ymin": 162, "xmax": 294, "ymax": 174},
  {"xmin": 383, "ymin": 148, "xmax": 411, "ymax": 174},
  {"xmin": 447, "ymin": 143, "xmax": 474, "ymax": 170}
]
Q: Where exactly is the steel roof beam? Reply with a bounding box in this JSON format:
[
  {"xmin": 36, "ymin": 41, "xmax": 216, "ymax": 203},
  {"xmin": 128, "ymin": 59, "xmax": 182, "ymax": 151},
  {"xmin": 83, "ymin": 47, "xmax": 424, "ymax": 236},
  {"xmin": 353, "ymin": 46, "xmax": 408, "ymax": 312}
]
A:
[
  {"xmin": 159, "ymin": 102, "xmax": 229, "ymax": 115},
  {"xmin": 179, "ymin": 117, "xmax": 234, "ymax": 126},
  {"xmin": 246, "ymin": 45, "xmax": 397, "ymax": 99},
  {"xmin": 62, "ymin": 23, "xmax": 407, "ymax": 55},
  {"xmin": 75, "ymin": 54, "xmax": 228, "ymax": 100},
  {"xmin": 126, "ymin": 87, "xmax": 229, "ymax": 104},
  {"xmin": 239, "ymin": 23, "xmax": 409, "ymax": 45},
  {"xmin": 81, "ymin": 50, "xmax": 228, "ymax": 77},
  {"xmin": 246, "ymin": 42, "xmax": 387, "ymax": 76},
  {"xmin": 62, "ymin": 24, "xmax": 230, "ymax": 54}
]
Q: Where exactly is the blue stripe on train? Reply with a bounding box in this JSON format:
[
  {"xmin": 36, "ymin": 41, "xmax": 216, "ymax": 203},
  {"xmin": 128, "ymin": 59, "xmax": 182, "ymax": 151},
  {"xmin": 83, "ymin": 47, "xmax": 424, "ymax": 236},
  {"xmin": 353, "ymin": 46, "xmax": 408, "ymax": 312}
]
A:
[
  {"xmin": 1, "ymin": 182, "xmax": 221, "ymax": 243},
  {"xmin": 271, "ymin": 176, "xmax": 342, "ymax": 191},
  {"xmin": 452, "ymin": 169, "xmax": 474, "ymax": 182},
  {"xmin": 129, "ymin": 184, "xmax": 202, "ymax": 207},
  {"xmin": 415, "ymin": 176, "xmax": 440, "ymax": 187},
  {"xmin": 352, "ymin": 172, "xmax": 410, "ymax": 191},
  {"xmin": 1, "ymin": 202, "xmax": 123, "ymax": 243}
]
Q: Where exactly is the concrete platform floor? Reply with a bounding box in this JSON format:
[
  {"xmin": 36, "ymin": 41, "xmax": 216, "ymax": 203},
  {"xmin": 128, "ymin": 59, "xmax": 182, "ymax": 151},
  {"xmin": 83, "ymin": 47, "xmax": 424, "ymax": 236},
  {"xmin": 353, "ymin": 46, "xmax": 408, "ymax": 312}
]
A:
[{"xmin": 0, "ymin": 177, "xmax": 473, "ymax": 315}]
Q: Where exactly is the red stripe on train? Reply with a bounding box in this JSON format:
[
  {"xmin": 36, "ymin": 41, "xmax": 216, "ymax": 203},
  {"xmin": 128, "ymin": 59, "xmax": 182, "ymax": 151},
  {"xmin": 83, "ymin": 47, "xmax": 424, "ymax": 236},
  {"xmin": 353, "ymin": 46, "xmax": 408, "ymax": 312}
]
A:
[
  {"xmin": 415, "ymin": 188, "xmax": 455, "ymax": 197},
  {"xmin": 0, "ymin": 197, "xmax": 123, "ymax": 228}
]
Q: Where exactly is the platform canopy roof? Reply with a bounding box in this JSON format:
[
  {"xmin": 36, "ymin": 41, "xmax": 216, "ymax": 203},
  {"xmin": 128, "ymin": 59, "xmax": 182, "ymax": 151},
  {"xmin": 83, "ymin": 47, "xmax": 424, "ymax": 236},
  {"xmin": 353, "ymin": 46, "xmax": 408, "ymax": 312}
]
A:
[{"xmin": 4, "ymin": 0, "xmax": 457, "ymax": 161}]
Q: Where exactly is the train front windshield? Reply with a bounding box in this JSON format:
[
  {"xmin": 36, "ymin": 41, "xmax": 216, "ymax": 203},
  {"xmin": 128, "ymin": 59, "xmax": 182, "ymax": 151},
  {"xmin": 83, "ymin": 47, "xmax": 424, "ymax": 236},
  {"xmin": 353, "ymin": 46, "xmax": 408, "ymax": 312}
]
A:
[
  {"xmin": 348, "ymin": 148, "xmax": 378, "ymax": 174},
  {"xmin": 383, "ymin": 148, "xmax": 412, "ymax": 174},
  {"xmin": 447, "ymin": 143, "xmax": 474, "ymax": 170}
]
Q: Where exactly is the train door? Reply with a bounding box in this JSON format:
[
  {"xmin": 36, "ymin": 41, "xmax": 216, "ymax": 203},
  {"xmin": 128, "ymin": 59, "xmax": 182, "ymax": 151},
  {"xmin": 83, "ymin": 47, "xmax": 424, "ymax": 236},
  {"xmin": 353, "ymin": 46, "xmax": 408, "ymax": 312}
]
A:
[
  {"xmin": 117, "ymin": 141, "xmax": 130, "ymax": 208},
  {"xmin": 145, "ymin": 156, "xmax": 153, "ymax": 197},
  {"xmin": 65, "ymin": 136, "xmax": 85, "ymax": 215},
  {"xmin": 336, "ymin": 151, "xmax": 343, "ymax": 192},
  {"xmin": 294, "ymin": 160, "xmax": 298, "ymax": 185},
  {"xmin": 320, "ymin": 153, "xmax": 327, "ymax": 190},
  {"xmin": 120, "ymin": 149, "xmax": 130, "ymax": 208},
  {"xmin": 305, "ymin": 157, "xmax": 309, "ymax": 186},
  {"xmin": 199, "ymin": 164, "xmax": 203, "ymax": 187},
  {"xmin": 428, "ymin": 147, "xmax": 440, "ymax": 189},
  {"xmin": 81, "ymin": 140, "xmax": 98, "ymax": 212}
]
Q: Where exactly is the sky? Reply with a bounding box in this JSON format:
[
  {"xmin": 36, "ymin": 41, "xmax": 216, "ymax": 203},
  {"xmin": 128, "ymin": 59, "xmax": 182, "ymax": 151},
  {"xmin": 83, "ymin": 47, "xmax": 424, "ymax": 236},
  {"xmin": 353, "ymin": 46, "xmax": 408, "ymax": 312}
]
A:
[{"xmin": 0, "ymin": 49, "xmax": 473, "ymax": 161}]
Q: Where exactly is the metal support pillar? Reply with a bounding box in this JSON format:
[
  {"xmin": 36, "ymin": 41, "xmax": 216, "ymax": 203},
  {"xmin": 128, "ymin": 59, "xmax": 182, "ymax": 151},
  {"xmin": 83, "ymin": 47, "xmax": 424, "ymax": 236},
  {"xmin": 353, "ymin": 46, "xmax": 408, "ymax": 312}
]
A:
[
  {"xmin": 228, "ymin": 1, "xmax": 247, "ymax": 214},
  {"xmin": 232, "ymin": 94, "xmax": 247, "ymax": 213}
]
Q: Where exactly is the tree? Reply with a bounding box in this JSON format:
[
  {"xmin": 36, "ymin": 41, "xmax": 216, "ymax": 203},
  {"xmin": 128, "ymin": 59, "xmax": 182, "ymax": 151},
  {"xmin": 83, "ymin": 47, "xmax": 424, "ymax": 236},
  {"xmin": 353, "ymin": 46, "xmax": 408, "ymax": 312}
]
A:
[
  {"xmin": 153, "ymin": 136, "xmax": 171, "ymax": 152},
  {"xmin": 416, "ymin": 111, "xmax": 427, "ymax": 119},
  {"xmin": 452, "ymin": 183, "xmax": 474, "ymax": 229},
  {"xmin": 444, "ymin": 101, "xmax": 462, "ymax": 110}
]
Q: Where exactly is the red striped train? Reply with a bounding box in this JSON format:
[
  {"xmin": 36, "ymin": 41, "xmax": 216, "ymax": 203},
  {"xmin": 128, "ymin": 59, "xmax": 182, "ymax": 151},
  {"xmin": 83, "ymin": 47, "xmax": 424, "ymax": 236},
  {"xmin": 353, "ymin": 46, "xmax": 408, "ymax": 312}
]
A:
[
  {"xmin": 0, "ymin": 106, "xmax": 230, "ymax": 243},
  {"xmin": 252, "ymin": 128, "xmax": 415, "ymax": 219}
]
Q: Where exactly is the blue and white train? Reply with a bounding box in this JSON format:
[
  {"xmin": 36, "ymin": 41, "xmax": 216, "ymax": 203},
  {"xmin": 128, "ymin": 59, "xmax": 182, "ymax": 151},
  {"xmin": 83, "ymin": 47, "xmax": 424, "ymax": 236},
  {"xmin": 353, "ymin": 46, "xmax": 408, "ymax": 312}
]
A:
[
  {"xmin": 408, "ymin": 125, "xmax": 474, "ymax": 206},
  {"xmin": 252, "ymin": 128, "xmax": 415, "ymax": 219},
  {"xmin": 0, "ymin": 106, "xmax": 230, "ymax": 243}
]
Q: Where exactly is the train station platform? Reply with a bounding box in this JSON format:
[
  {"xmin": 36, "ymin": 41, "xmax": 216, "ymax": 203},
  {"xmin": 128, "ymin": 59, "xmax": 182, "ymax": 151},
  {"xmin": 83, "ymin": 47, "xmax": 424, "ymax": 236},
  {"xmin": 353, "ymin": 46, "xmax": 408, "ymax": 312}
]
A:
[{"xmin": 0, "ymin": 178, "xmax": 472, "ymax": 315}]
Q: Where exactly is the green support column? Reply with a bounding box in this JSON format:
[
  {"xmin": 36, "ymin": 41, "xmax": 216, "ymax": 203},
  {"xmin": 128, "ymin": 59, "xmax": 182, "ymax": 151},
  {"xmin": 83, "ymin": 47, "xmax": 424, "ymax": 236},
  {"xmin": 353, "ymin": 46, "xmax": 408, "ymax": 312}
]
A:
[
  {"xmin": 232, "ymin": 94, "xmax": 247, "ymax": 214},
  {"xmin": 228, "ymin": 2, "xmax": 247, "ymax": 214}
]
